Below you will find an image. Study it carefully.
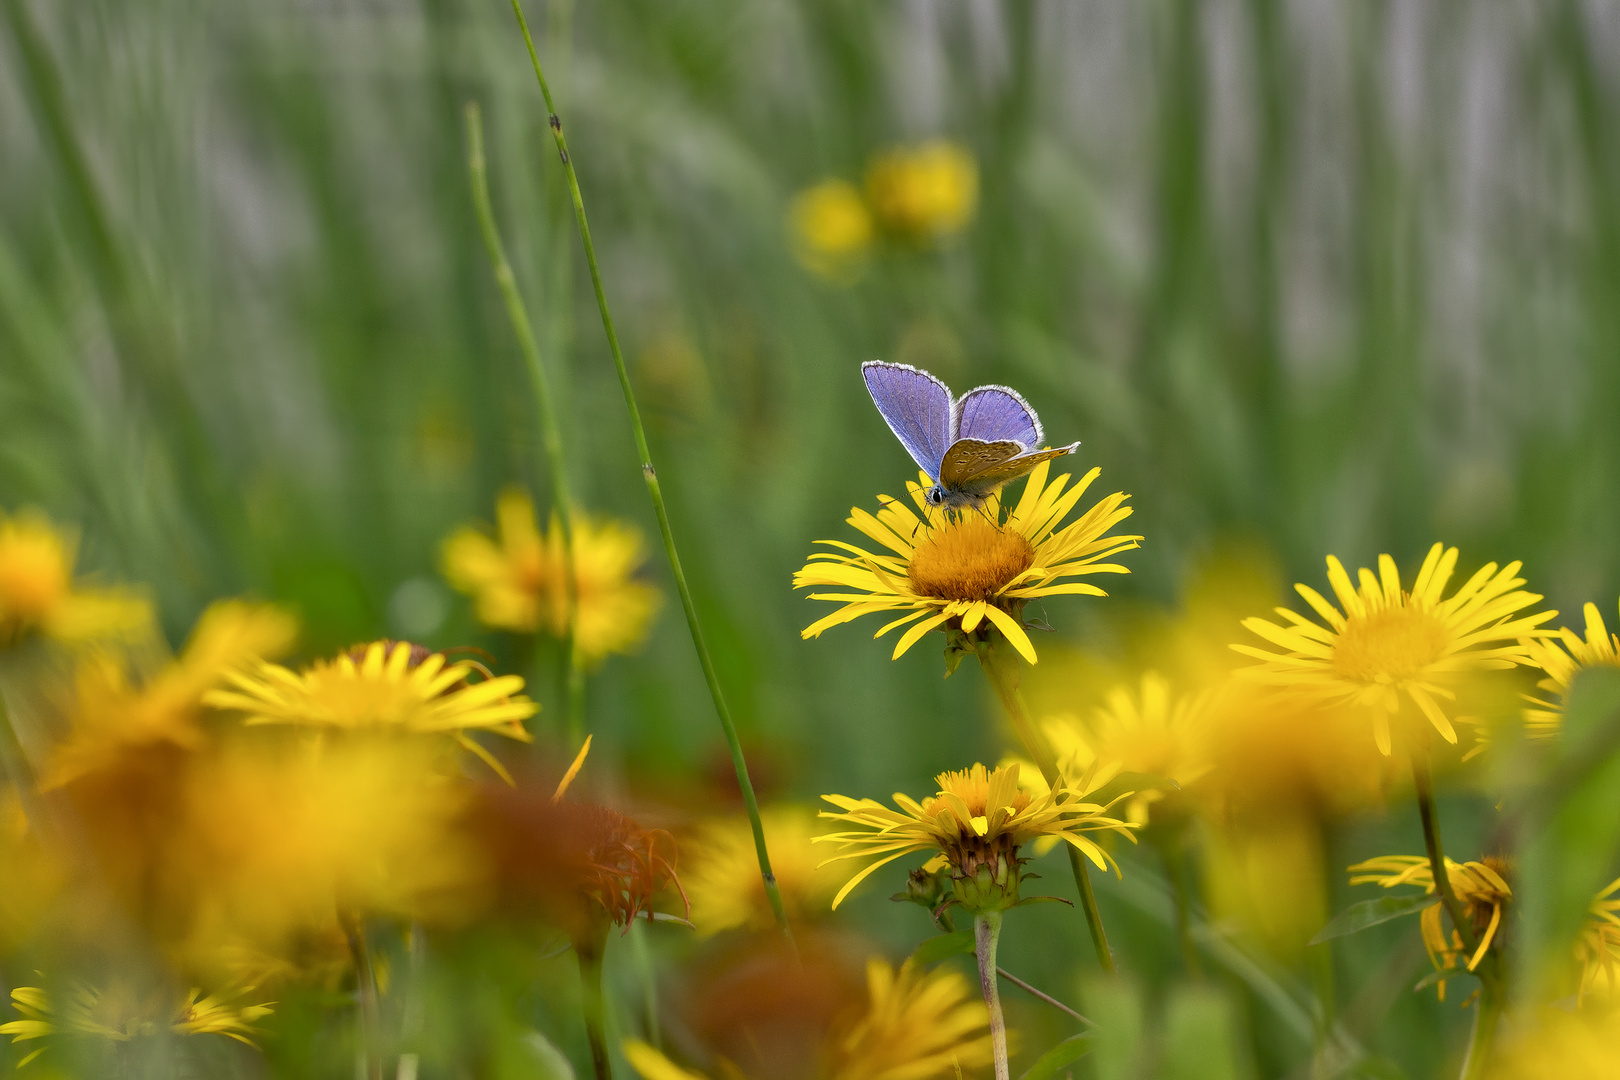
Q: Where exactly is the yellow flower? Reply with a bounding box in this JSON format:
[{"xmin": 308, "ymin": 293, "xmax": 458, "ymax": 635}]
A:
[
  {"xmin": 177, "ymin": 738, "xmax": 476, "ymax": 966},
  {"xmin": 0, "ymin": 984, "xmax": 273, "ymax": 1067},
  {"xmin": 865, "ymin": 141, "xmax": 978, "ymax": 242},
  {"xmin": 1521, "ymin": 599, "xmax": 1620, "ymax": 739},
  {"xmin": 816, "ymin": 762, "xmax": 1135, "ymax": 911},
  {"xmin": 1234, "ymin": 545, "xmax": 1555, "ymax": 755},
  {"xmin": 1194, "ymin": 682, "xmax": 1394, "ymax": 818},
  {"xmin": 441, "ymin": 490, "xmax": 661, "ymax": 665},
  {"xmin": 0, "ymin": 509, "xmax": 151, "ymax": 648},
  {"xmin": 684, "ymin": 806, "xmax": 846, "ymax": 935},
  {"xmin": 795, "ymin": 462, "xmax": 1138, "ymax": 665},
  {"xmin": 44, "ymin": 601, "xmax": 297, "ymax": 788},
  {"xmin": 624, "ymin": 956, "xmax": 993, "ymax": 1080},
  {"xmin": 1488, "ymin": 1003, "xmax": 1620, "ymax": 1078},
  {"xmin": 789, "ymin": 179, "xmax": 874, "ymax": 280},
  {"xmin": 204, "ymin": 640, "xmax": 535, "ymax": 777},
  {"xmin": 1579, "ymin": 876, "xmax": 1620, "ymax": 1000},
  {"xmin": 1042, "ymin": 671, "xmax": 1211, "ymax": 825},
  {"xmin": 1348, "ymin": 854, "xmax": 1511, "ymax": 999}
]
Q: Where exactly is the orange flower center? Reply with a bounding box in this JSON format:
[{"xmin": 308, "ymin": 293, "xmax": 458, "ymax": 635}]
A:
[
  {"xmin": 907, "ymin": 518, "xmax": 1034, "ymax": 602},
  {"xmin": 1331, "ymin": 604, "xmax": 1449, "ymax": 684}
]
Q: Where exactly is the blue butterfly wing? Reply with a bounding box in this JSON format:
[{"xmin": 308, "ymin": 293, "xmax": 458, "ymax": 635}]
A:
[
  {"xmin": 953, "ymin": 385, "xmax": 1042, "ymax": 449},
  {"xmin": 862, "ymin": 361, "xmax": 953, "ymax": 479}
]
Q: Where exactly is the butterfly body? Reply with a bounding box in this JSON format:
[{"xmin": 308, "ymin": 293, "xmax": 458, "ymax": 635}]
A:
[{"xmin": 861, "ymin": 360, "xmax": 1078, "ymax": 511}]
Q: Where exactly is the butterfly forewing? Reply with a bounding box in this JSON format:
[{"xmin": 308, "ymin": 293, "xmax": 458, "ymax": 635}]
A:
[
  {"xmin": 953, "ymin": 386, "xmax": 1042, "ymax": 448},
  {"xmin": 862, "ymin": 361, "xmax": 954, "ymax": 479}
]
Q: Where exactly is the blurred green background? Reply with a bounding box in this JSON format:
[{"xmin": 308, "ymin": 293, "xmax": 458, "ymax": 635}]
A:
[{"xmin": 4, "ymin": 1, "xmax": 1620, "ymax": 1077}]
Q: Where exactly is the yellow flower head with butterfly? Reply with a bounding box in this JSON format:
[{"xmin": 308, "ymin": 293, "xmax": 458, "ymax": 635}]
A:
[{"xmin": 794, "ymin": 364, "xmax": 1138, "ymax": 664}]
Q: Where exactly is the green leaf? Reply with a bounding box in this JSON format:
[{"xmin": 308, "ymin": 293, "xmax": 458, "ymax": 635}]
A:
[
  {"xmin": 1411, "ymin": 966, "xmax": 1471, "ymax": 994},
  {"xmin": 1018, "ymin": 1034, "xmax": 1096, "ymax": 1080},
  {"xmin": 646, "ymin": 911, "xmax": 696, "ymax": 929},
  {"xmin": 908, "ymin": 928, "xmax": 974, "ymax": 966},
  {"xmin": 1012, "ymin": 894, "xmax": 1074, "ymax": 909},
  {"xmin": 1308, "ymin": 893, "xmax": 1438, "ymax": 945}
]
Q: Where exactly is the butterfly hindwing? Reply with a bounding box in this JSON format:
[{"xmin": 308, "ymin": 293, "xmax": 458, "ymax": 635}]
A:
[
  {"xmin": 953, "ymin": 385, "xmax": 1042, "ymax": 448},
  {"xmin": 862, "ymin": 361, "xmax": 953, "ymax": 479},
  {"xmin": 938, "ymin": 439, "xmax": 1080, "ymax": 497}
]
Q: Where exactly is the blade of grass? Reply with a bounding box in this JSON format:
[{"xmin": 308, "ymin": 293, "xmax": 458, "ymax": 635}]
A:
[
  {"xmin": 503, "ymin": 0, "xmax": 794, "ymax": 950},
  {"xmin": 465, "ymin": 100, "xmax": 586, "ymax": 745}
]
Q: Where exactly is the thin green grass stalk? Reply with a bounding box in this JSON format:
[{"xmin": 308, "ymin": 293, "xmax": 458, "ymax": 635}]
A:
[
  {"xmin": 994, "ymin": 966, "xmax": 1094, "ymax": 1027},
  {"xmin": 576, "ymin": 932, "xmax": 613, "ymax": 1080},
  {"xmin": 975, "ymin": 635, "xmax": 1116, "ymax": 973},
  {"xmin": 628, "ymin": 918, "xmax": 661, "ymax": 1048},
  {"xmin": 465, "ymin": 102, "xmax": 586, "ymax": 746},
  {"xmin": 503, "ymin": 0, "xmax": 794, "ymax": 949},
  {"xmin": 341, "ymin": 913, "xmax": 384, "ymax": 1080},
  {"xmin": 1458, "ymin": 979, "xmax": 1501, "ymax": 1080}
]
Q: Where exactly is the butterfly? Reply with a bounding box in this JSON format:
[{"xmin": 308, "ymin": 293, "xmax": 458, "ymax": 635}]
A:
[{"xmin": 862, "ymin": 360, "xmax": 1079, "ymax": 512}]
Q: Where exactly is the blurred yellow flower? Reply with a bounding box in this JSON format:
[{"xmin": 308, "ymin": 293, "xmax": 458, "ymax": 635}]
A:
[
  {"xmin": 1578, "ymin": 875, "xmax": 1620, "ymax": 1000},
  {"xmin": 1521, "ymin": 599, "xmax": 1620, "ymax": 739},
  {"xmin": 1194, "ymin": 682, "xmax": 1393, "ymax": 818},
  {"xmin": 1042, "ymin": 671, "xmax": 1211, "ymax": 825},
  {"xmin": 178, "ymin": 739, "xmax": 475, "ymax": 966},
  {"xmin": 0, "ymin": 983, "xmax": 273, "ymax": 1067},
  {"xmin": 795, "ymin": 462, "xmax": 1138, "ymax": 664},
  {"xmin": 1235, "ymin": 545, "xmax": 1555, "ymax": 755},
  {"xmin": 45, "ymin": 600, "xmax": 296, "ymax": 788},
  {"xmin": 0, "ymin": 509, "xmax": 151, "ymax": 648},
  {"xmin": 816, "ymin": 761, "xmax": 1134, "ymax": 911},
  {"xmin": 441, "ymin": 489, "xmax": 661, "ymax": 664},
  {"xmin": 0, "ymin": 790, "xmax": 66, "ymax": 951},
  {"xmin": 1488, "ymin": 1002, "xmax": 1620, "ymax": 1078},
  {"xmin": 865, "ymin": 141, "xmax": 978, "ymax": 243},
  {"xmin": 788, "ymin": 179, "xmax": 874, "ymax": 280},
  {"xmin": 204, "ymin": 639, "xmax": 535, "ymax": 777},
  {"xmin": 1349, "ymin": 854, "xmax": 1511, "ymax": 999},
  {"xmin": 685, "ymin": 806, "xmax": 845, "ymax": 934},
  {"xmin": 624, "ymin": 956, "xmax": 992, "ymax": 1080}
]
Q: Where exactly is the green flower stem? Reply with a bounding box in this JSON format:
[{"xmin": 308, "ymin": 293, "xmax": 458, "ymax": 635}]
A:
[
  {"xmin": 975, "ymin": 911, "xmax": 1011, "ymax": 1080},
  {"xmin": 503, "ymin": 0, "xmax": 793, "ymax": 950},
  {"xmin": 976, "ymin": 635, "xmax": 1117, "ymax": 973},
  {"xmin": 464, "ymin": 102, "xmax": 586, "ymax": 747},
  {"xmin": 576, "ymin": 930, "xmax": 613, "ymax": 1080},
  {"xmin": 1412, "ymin": 752, "xmax": 1504, "ymax": 1076},
  {"xmin": 1458, "ymin": 976, "xmax": 1502, "ymax": 1080},
  {"xmin": 341, "ymin": 913, "xmax": 383, "ymax": 1080},
  {"xmin": 1161, "ymin": 837, "xmax": 1203, "ymax": 980},
  {"xmin": 1411, "ymin": 753, "xmax": 1479, "ymax": 956}
]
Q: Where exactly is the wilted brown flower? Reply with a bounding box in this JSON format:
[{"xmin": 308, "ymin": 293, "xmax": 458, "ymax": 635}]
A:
[{"xmin": 462, "ymin": 740, "xmax": 686, "ymax": 942}]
